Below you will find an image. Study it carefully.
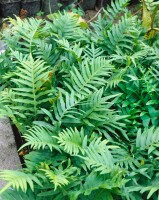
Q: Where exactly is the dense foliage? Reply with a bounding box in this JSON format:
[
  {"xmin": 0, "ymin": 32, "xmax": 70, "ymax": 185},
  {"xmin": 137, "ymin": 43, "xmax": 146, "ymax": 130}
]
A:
[{"xmin": 0, "ymin": 0, "xmax": 159, "ymax": 199}]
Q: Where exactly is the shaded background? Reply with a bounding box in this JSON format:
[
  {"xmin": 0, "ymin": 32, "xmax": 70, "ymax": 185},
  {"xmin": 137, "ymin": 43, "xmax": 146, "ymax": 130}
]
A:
[{"xmin": 0, "ymin": 0, "xmax": 139, "ymax": 18}]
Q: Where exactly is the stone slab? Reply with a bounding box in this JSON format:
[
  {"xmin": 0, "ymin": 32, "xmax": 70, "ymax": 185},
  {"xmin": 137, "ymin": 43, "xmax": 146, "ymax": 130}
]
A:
[{"xmin": 0, "ymin": 118, "xmax": 21, "ymax": 188}]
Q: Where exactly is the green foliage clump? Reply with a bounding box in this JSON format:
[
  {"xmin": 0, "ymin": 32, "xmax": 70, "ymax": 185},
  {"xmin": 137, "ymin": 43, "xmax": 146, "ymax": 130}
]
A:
[{"xmin": 0, "ymin": 0, "xmax": 159, "ymax": 199}]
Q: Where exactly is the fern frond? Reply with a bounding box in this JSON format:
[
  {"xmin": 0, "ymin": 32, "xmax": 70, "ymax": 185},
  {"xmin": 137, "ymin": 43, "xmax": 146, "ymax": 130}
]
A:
[
  {"xmin": 47, "ymin": 12, "xmax": 84, "ymax": 40},
  {"xmin": 33, "ymin": 40, "xmax": 60, "ymax": 66},
  {"xmin": 82, "ymin": 172, "xmax": 106, "ymax": 196},
  {"xmin": 0, "ymin": 188, "xmax": 36, "ymax": 200},
  {"xmin": 5, "ymin": 17, "xmax": 44, "ymax": 53},
  {"xmin": 8, "ymin": 55, "xmax": 52, "ymax": 119},
  {"xmin": 85, "ymin": 147, "xmax": 114, "ymax": 173},
  {"xmin": 53, "ymin": 90, "xmax": 84, "ymax": 124},
  {"xmin": 136, "ymin": 126, "xmax": 159, "ymax": 153},
  {"xmin": 90, "ymin": 14, "xmax": 108, "ymax": 44},
  {"xmin": 74, "ymin": 89, "xmax": 127, "ymax": 138},
  {"xmin": 80, "ymin": 89, "xmax": 122, "ymax": 126},
  {"xmin": 106, "ymin": 15, "xmax": 137, "ymax": 54},
  {"xmin": 55, "ymin": 127, "xmax": 86, "ymax": 155},
  {"xmin": 97, "ymin": 111, "xmax": 128, "ymax": 140},
  {"xmin": 78, "ymin": 137, "xmax": 115, "ymax": 174},
  {"xmin": 41, "ymin": 169, "xmax": 69, "ymax": 191},
  {"xmin": 107, "ymin": 68, "xmax": 127, "ymax": 88},
  {"xmin": 0, "ymin": 170, "xmax": 42, "ymax": 194},
  {"xmin": 113, "ymin": 148, "xmax": 140, "ymax": 169},
  {"xmin": 40, "ymin": 163, "xmax": 78, "ymax": 191},
  {"xmin": 84, "ymin": 43, "xmax": 104, "ymax": 60},
  {"xmin": 82, "ymin": 169, "xmax": 125, "ymax": 197},
  {"xmin": 24, "ymin": 150, "xmax": 67, "ymax": 172},
  {"xmin": 55, "ymin": 39, "xmax": 83, "ymax": 62},
  {"xmin": 140, "ymin": 181, "xmax": 159, "ymax": 200},
  {"xmin": 79, "ymin": 89, "xmax": 127, "ymax": 137},
  {"xmin": 128, "ymin": 177, "xmax": 159, "ymax": 199},
  {"xmin": 104, "ymin": 0, "xmax": 130, "ymax": 23},
  {"xmin": 65, "ymin": 57, "xmax": 113, "ymax": 96},
  {"xmin": 12, "ymin": 50, "xmax": 29, "ymax": 62},
  {"xmin": 21, "ymin": 126, "xmax": 60, "ymax": 152}
]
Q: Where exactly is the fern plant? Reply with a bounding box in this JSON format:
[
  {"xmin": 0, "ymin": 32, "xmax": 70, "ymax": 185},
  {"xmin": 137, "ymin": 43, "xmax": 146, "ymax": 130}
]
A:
[{"xmin": 0, "ymin": 0, "xmax": 159, "ymax": 199}]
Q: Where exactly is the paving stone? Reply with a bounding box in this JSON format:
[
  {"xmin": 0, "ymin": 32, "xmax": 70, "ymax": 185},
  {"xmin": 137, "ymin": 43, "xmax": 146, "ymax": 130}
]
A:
[{"xmin": 0, "ymin": 118, "xmax": 21, "ymax": 188}]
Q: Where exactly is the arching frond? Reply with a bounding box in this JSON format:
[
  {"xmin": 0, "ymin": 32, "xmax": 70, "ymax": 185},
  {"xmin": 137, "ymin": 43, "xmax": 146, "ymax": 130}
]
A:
[
  {"xmin": 56, "ymin": 127, "xmax": 86, "ymax": 155},
  {"xmin": 0, "ymin": 188, "xmax": 36, "ymax": 200},
  {"xmin": 1, "ymin": 55, "xmax": 52, "ymax": 122},
  {"xmin": 106, "ymin": 15, "xmax": 137, "ymax": 54},
  {"xmin": 80, "ymin": 89, "xmax": 122, "ymax": 127},
  {"xmin": 0, "ymin": 104, "xmax": 26, "ymax": 132},
  {"xmin": 47, "ymin": 12, "xmax": 84, "ymax": 40},
  {"xmin": 53, "ymin": 91, "xmax": 84, "ymax": 124},
  {"xmin": 0, "ymin": 170, "xmax": 42, "ymax": 194},
  {"xmin": 21, "ymin": 126, "xmax": 60, "ymax": 152},
  {"xmin": 78, "ymin": 138, "xmax": 115, "ymax": 174},
  {"xmin": 5, "ymin": 17, "xmax": 44, "ymax": 53},
  {"xmin": 65, "ymin": 57, "xmax": 113, "ymax": 96}
]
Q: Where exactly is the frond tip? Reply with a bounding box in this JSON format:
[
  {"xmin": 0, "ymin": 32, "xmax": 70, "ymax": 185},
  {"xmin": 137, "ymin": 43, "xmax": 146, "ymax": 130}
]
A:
[{"xmin": 41, "ymin": 169, "xmax": 69, "ymax": 191}]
